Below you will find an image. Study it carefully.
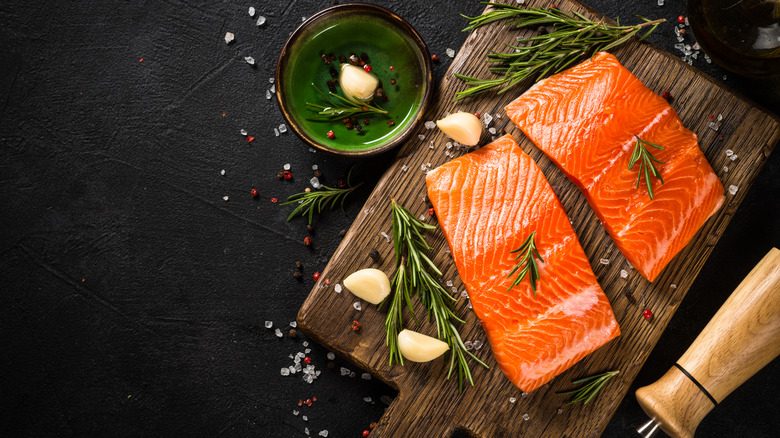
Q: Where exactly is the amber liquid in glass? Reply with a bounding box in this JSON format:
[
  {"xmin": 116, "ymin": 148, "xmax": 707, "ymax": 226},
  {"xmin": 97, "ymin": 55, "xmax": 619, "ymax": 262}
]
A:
[{"xmin": 688, "ymin": 0, "xmax": 780, "ymax": 78}]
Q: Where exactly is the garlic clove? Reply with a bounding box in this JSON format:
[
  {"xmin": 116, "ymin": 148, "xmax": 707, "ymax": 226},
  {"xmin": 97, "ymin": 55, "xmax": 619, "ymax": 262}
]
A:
[
  {"xmin": 342, "ymin": 268, "xmax": 391, "ymax": 305},
  {"xmin": 397, "ymin": 329, "xmax": 450, "ymax": 362},
  {"xmin": 436, "ymin": 112, "xmax": 483, "ymax": 146},
  {"xmin": 339, "ymin": 64, "xmax": 379, "ymax": 104}
]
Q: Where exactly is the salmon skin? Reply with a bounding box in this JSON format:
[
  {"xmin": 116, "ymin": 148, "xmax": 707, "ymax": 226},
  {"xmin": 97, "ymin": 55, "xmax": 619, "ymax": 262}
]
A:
[
  {"xmin": 506, "ymin": 52, "xmax": 725, "ymax": 282},
  {"xmin": 426, "ymin": 135, "xmax": 620, "ymax": 393}
]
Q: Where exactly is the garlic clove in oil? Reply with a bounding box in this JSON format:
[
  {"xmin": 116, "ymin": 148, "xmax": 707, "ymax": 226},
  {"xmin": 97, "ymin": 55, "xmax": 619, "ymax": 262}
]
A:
[
  {"xmin": 436, "ymin": 112, "xmax": 483, "ymax": 146},
  {"xmin": 339, "ymin": 64, "xmax": 379, "ymax": 104},
  {"xmin": 397, "ymin": 329, "xmax": 450, "ymax": 362},
  {"xmin": 342, "ymin": 268, "xmax": 391, "ymax": 305}
]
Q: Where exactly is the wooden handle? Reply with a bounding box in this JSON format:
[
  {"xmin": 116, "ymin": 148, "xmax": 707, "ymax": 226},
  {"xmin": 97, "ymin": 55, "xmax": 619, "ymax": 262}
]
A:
[{"xmin": 636, "ymin": 247, "xmax": 780, "ymax": 438}]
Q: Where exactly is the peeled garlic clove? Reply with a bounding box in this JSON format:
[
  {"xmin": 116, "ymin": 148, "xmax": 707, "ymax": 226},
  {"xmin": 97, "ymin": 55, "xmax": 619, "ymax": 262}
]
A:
[
  {"xmin": 397, "ymin": 329, "xmax": 450, "ymax": 362},
  {"xmin": 339, "ymin": 64, "xmax": 379, "ymax": 103},
  {"xmin": 343, "ymin": 268, "xmax": 391, "ymax": 305},
  {"xmin": 436, "ymin": 112, "xmax": 483, "ymax": 146}
]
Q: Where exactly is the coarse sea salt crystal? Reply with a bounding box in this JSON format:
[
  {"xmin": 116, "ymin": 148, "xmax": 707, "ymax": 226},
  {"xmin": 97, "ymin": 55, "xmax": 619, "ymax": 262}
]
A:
[
  {"xmin": 240, "ymin": 129, "xmax": 247, "ymax": 136},
  {"xmin": 728, "ymin": 184, "xmax": 738, "ymax": 195},
  {"xmin": 461, "ymin": 290, "xmax": 468, "ymax": 298},
  {"xmin": 599, "ymin": 258, "xmax": 610, "ymax": 265},
  {"xmin": 280, "ymin": 368, "xmax": 290, "ymax": 376},
  {"xmin": 620, "ymin": 269, "xmax": 628, "ymax": 279},
  {"xmin": 334, "ymin": 284, "xmax": 342, "ymax": 293},
  {"xmin": 718, "ymin": 114, "xmax": 723, "ymax": 121},
  {"xmin": 289, "ymin": 321, "xmax": 297, "ymax": 328},
  {"xmin": 488, "ymin": 127, "xmax": 497, "ymax": 134},
  {"xmin": 709, "ymin": 122, "xmax": 719, "ymax": 131},
  {"xmin": 283, "ymin": 163, "xmax": 291, "ymax": 170},
  {"xmin": 256, "ymin": 15, "xmax": 266, "ymax": 26},
  {"xmin": 302, "ymin": 415, "xmax": 308, "ymax": 421},
  {"xmin": 319, "ymin": 431, "xmax": 328, "ymax": 437},
  {"xmin": 380, "ymin": 231, "xmax": 390, "ymax": 243},
  {"xmin": 327, "ymin": 352, "xmax": 335, "ymax": 360},
  {"xmin": 271, "ymin": 84, "xmax": 276, "ymax": 93},
  {"xmin": 223, "ymin": 195, "xmax": 229, "ymax": 201},
  {"xmin": 279, "ymin": 124, "xmax": 287, "ymax": 133},
  {"xmin": 310, "ymin": 177, "xmax": 321, "ymax": 189},
  {"xmin": 311, "ymin": 164, "xmax": 318, "ymax": 170},
  {"xmin": 446, "ymin": 280, "xmax": 453, "ymax": 287},
  {"xmin": 446, "ymin": 48, "xmax": 455, "ymax": 58},
  {"xmin": 224, "ymin": 32, "xmax": 235, "ymax": 44},
  {"xmin": 464, "ymin": 341, "xmax": 473, "ymax": 350},
  {"xmin": 425, "ymin": 121, "xmax": 436, "ymax": 129},
  {"xmin": 363, "ymin": 396, "xmax": 373, "ymax": 403},
  {"xmin": 509, "ymin": 397, "xmax": 516, "ymax": 403},
  {"xmin": 361, "ymin": 373, "xmax": 371, "ymax": 380},
  {"xmin": 293, "ymin": 410, "xmax": 299, "ymax": 416},
  {"xmin": 657, "ymin": 0, "xmax": 664, "ymax": 5},
  {"xmin": 730, "ymin": 154, "xmax": 738, "ymax": 161},
  {"xmin": 220, "ymin": 169, "xmax": 226, "ymax": 176},
  {"xmin": 353, "ymin": 302, "xmax": 362, "ymax": 311},
  {"xmin": 248, "ymin": 6, "xmax": 255, "ymax": 16},
  {"xmin": 275, "ymin": 328, "xmax": 283, "ymax": 338},
  {"xmin": 401, "ymin": 164, "xmax": 408, "ymax": 172},
  {"xmin": 305, "ymin": 427, "xmax": 310, "ymax": 436},
  {"xmin": 269, "ymin": 77, "xmax": 275, "ymax": 84},
  {"xmin": 265, "ymin": 321, "xmax": 273, "ymax": 328},
  {"xmin": 482, "ymin": 113, "xmax": 493, "ymax": 126},
  {"xmin": 725, "ymin": 149, "xmax": 733, "ymax": 157},
  {"xmin": 670, "ymin": 283, "xmax": 677, "ymax": 289},
  {"xmin": 340, "ymin": 367, "xmax": 350, "ymax": 376},
  {"xmin": 274, "ymin": 128, "xmax": 279, "ymax": 137},
  {"xmin": 266, "ymin": 89, "xmax": 272, "ymax": 100},
  {"xmin": 723, "ymin": 166, "xmax": 729, "ymax": 172},
  {"xmin": 245, "ymin": 56, "xmax": 255, "ymax": 65},
  {"xmin": 473, "ymin": 340, "xmax": 483, "ymax": 350},
  {"xmin": 523, "ymin": 414, "xmax": 530, "ymax": 421}
]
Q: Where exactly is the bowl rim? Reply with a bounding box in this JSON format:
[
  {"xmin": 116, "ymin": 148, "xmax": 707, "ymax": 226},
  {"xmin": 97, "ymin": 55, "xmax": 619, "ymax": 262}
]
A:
[{"xmin": 275, "ymin": 2, "xmax": 434, "ymax": 157}]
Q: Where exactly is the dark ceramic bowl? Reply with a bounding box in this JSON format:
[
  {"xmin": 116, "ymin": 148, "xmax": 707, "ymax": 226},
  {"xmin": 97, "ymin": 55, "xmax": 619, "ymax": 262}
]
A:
[{"xmin": 275, "ymin": 3, "xmax": 433, "ymax": 156}]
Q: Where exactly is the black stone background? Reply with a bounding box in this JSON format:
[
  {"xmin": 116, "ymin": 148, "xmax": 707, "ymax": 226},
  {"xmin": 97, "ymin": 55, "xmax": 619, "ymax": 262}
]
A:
[{"xmin": 0, "ymin": 1, "xmax": 777, "ymax": 437}]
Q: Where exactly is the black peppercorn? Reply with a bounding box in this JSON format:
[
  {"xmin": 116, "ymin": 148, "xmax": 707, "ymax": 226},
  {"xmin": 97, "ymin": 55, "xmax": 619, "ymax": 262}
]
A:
[
  {"xmin": 293, "ymin": 271, "xmax": 303, "ymax": 280},
  {"xmin": 277, "ymin": 171, "xmax": 285, "ymax": 180},
  {"xmin": 313, "ymin": 169, "xmax": 323, "ymax": 178},
  {"xmin": 307, "ymin": 224, "xmax": 314, "ymax": 233},
  {"xmin": 368, "ymin": 249, "xmax": 380, "ymax": 262},
  {"xmin": 289, "ymin": 329, "xmax": 298, "ymax": 338},
  {"xmin": 295, "ymin": 261, "xmax": 303, "ymax": 270}
]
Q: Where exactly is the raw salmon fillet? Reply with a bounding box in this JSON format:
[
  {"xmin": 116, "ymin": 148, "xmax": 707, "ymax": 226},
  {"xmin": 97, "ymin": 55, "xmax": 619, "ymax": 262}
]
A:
[
  {"xmin": 426, "ymin": 135, "xmax": 620, "ymax": 392},
  {"xmin": 506, "ymin": 52, "xmax": 724, "ymax": 282}
]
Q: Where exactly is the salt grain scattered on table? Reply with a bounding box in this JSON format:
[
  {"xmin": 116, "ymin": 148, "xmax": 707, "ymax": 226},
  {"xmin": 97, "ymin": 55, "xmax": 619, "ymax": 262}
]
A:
[
  {"xmin": 445, "ymin": 48, "xmax": 455, "ymax": 58},
  {"xmin": 223, "ymin": 195, "xmax": 229, "ymax": 201},
  {"xmin": 473, "ymin": 340, "xmax": 483, "ymax": 350},
  {"xmin": 310, "ymin": 177, "xmax": 321, "ymax": 189},
  {"xmin": 380, "ymin": 231, "xmax": 390, "ymax": 243},
  {"xmin": 620, "ymin": 269, "xmax": 628, "ymax": 278},
  {"xmin": 271, "ymin": 84, "xmax": 276, "ymax": 93},
  {"xmin": 266, "ymin": 90, "xmax": 272, "ymax": 100},
  {"xmin": 670, "ymin": 283, "xmax": 677, "ymax": 289},
  {"xmin": 224, "ymin": 32, "xmax": 235, "ymax": 44},
  {"xmin": 279, "ymin": 123, "xmax": 287, "ymax": 133},
  {"xmin": 275, "ymin": 328, "xmax": 283, "ymax": 338},
  {"xmin": 353, "ymin": 302, "xmax": 362, "ymax": 311},
  {"xmin": 725, "ymin": 149, "xmax": 733, "ymax": 157},
  {"xmin": 334, "ymin": 284, "xmax": 342, "ymax": 293},
  {"xmin": 363, "ymin": 396, "xmax": 372, "ymax": 403},
  {"xmin": 340, "ymin": 367, "xmax": 350, "ymax": 376},
  {"xmin": 283, "ymin": 163, "xmax": 291, "ymax": 170},
  {"xmin": 424, "ymin": 120, "xmax": 436, "ymax": 129},
  {"xmin": 293, "ymin": 410, "xmax": 299, "ymax": 416},
  {"xmin": 599, "ymin": 258, "xmax": 610, "ymax": 265},
  {"xmin": 488, "ymin": 127, "xmax": 497, "ymax": 134},
  {"xmin": 248, "ymin": 6, "xmax": 255, "ymax": 17},
  {"xmin": 523, "ymin": 414, "xmax": 530, "ymax": 421},
  {"xmin": 269, "ymin": 77, "xmax": 275, "ymax": 84},
  {"xmin": 723, "ymin": 166, "xmax": 729, "ymax": 172},
  {"xmin": 305, "ymin": 427, "xmax": 309, "ymax": 436},
  {"xmin": 460, "ymin": 290, "xmax": 468, "ymax": 298},
  {"xmin": 327, "ymin": 352, "xmax": 335, "ymax": 360},
  {"xmin": 274, "ymin": 128, "xmax": 279, "ymax": 137},
  {"xmin": 244, "ymin": 56, "xmax": 255, "ymax": 65},
  {"xmin": 464, "ymin": 341, "xmax": 473, "ymax": 350},
  {"xmin": 220, "ymin": 169, "xmax": 226, "ymax": 176},
  {"xmin": 361, "ymin": 373, "xmax": 371, "ymax": 380},
  {"xmin": 240, "ymin": 128, "xmax": 247, "ymax": 136},
  {"xmin": 265, "ymin": 321, "xmax": 273, "ymax": 328},
  {"xmin": 509, "ymin": 397, "xmax": 516, "ymax": 403},
  {"xmin": 280, "ymin": 368, "xmax": 290, "ymax": 376},
  {"xmin": 446, "ymin": 280, "xmax": 453, "ymax": 287},
  {"xmin": 289, "ymin": 321, "xmax": 297, "ymax": 328},
  {"xmin": 319, "ymin": 431, "xmax": 328, "ymax": 437},
  {"xmin": 418, "ymin": 134, "xmax": 425, "ymax": 140},
  {"xmin": 730, "ymin": 154, "xmax": 738, "ymax": 161},
  {"xmin": 256, "ymin": 15, "xmax": 266, "ymax": 26},
  {"xmin": 302, "ymin": 415, "xmax": 308, "ymax": 421},
  {"xmin": 728, "ymin": 184, "xmax": 738, "ymax": 195}
]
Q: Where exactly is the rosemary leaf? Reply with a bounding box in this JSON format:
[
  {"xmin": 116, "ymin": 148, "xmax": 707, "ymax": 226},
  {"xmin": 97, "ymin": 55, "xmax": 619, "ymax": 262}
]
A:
[
  {"xmin": 507, "ymin": 231, "xmax": 544, "ymax": 295},
  {"xmin": 305, "ymin": 84, "xmax": 387, "ymax": 121},
  {"xmin": 280, "ymin": 168, "xmax": 362, "ymax": 224},
  {"xmin": 382, "ymin": 200, "xmax": 488, "ymax": 392},
  {"xmin": 456, "ymin": 4, "xmax": 664, "ymax": 100},
  {"xmin": 629, "ymin": 135, "xmax": 665, "ymax": 200},
  {"xmin": 557, "ymin": 370, "xmax": 619, "ymax": 405}
]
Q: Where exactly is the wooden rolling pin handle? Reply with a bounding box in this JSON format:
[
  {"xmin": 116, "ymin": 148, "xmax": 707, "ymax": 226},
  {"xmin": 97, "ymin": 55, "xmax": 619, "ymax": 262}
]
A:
[{"xmin": 636, "ymin": 247, "xmax": 780, "ymax": 438}]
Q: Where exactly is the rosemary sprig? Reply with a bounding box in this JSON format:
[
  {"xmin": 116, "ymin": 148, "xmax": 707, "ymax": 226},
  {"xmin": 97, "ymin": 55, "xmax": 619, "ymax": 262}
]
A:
[
  {"xmin": 280, "ymin": 168, "xmax": 363, "ymax": 224},
  {"xmin": 507, "ymin": 232, "xmax": 544, "ymax": 295},
  {"xmin": 455, "ymin": 3, "xmax": 664, "ymax": 99},
  {"xmin": 381, "ymin": 200, "xmax": 488, "ymax": 391},
  {"xmin": 305, "ymin": 84, "xmax": 388, "ymax": 121},
  {"xmin": 629, "ymin": 135, "xmax": 665, "ymax": 200},
  {"xmin": 557, "ymin": 370, "xmax": 619, "ymax": 405}
]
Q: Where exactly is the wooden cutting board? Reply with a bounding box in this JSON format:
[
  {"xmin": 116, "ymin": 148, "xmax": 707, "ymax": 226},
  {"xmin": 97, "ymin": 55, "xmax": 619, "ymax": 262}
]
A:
[{"xmin": 296, "ymin": 1, "xmax": 780, "ymax": 436}]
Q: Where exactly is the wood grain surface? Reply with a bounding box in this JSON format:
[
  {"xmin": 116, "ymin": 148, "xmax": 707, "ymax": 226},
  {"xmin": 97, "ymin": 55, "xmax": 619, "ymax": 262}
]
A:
[{"xmin": 297, "ymin": 1, "xmax": 780, "ymax": 436}]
